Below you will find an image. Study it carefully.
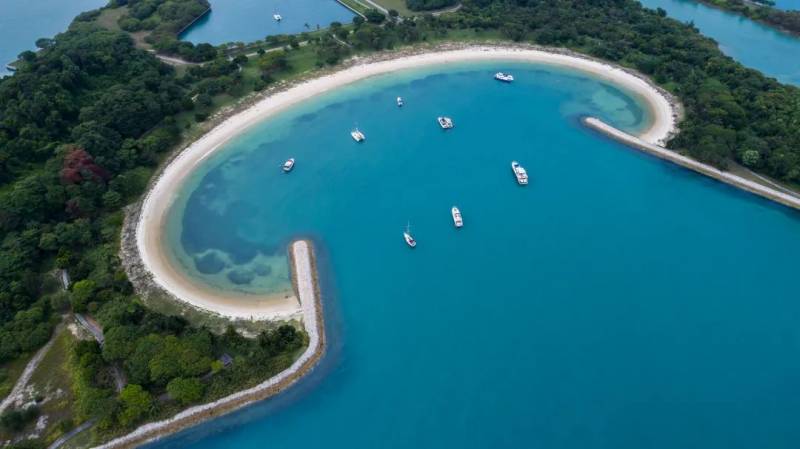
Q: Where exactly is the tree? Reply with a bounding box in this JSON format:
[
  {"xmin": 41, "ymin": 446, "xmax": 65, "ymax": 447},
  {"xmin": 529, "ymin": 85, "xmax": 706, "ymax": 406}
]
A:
[
  {"xmin": 117, "ymin": 384, "xmax": 153, "ymax": 427},
  {"xmin": 71, "ymin": 279, "xmax": 96, "ymax": 312},
  {"xmin": 103, "ymin": 326, "xmax": 137, "ymax": 362},
  {"xmin": 742, "ymin": 149, "xmax": 761, "ymax": 167},
  {"xmin": 166, "ymin": 377, "xmax": 205, "ymax": 405},
  {"xmin": 364, "ymin": 9, "xmax": 386, "ymax": 24}
]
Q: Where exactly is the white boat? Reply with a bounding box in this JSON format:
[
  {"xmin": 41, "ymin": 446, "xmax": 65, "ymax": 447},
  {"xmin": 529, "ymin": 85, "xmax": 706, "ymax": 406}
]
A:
[
  {"xmin": 494, "ymin": 72, "xmax": 514, "ymax": 82},
  {"xmin": 282, "ymin": 158, "xmax": 295, "ymax": 172},
  {"xmin": 351, "ymin": 128, "xmax": 365, "ymax": 142},
  {"xmin": 451, "ymin": 206, "xmax": 463, "ymax": 228},
  {"xmin": 437, "ymin": 116, "xmax": 454, "ymax": 129},
  {"xmin": 397, "ymin": 96, "xmax": 404, "ymax": 107},
  {"xmin": 403, "ymin": 223, "xmax": 416, "ymax": 248},
  {"xmin": 273, "ymin": 13, "xmax": 282, "ymax": 21},
  {"xmin": 511, "ymin": 161, "xmax": 528, "ymax": 185}
]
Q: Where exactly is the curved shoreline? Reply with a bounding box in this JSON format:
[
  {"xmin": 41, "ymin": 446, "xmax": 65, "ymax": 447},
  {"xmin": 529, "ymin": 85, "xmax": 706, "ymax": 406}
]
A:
[
  {"xmin": 134, "ymin": 44, "xmax": 681, "ymax": 321},
  {"xmin": 96, "ymin": 240, "xmax": 323, "ymax": 449}
]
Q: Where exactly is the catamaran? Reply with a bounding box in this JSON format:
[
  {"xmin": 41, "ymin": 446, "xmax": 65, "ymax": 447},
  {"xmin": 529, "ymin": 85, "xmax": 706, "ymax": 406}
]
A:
[
  {"xmin": 451, "ymin": 206, "xmax": 463, "ymax": 228},
  {"xmin": 403, "ymin": 223, "xmax": 417, "ymax": 248},
  {"xmin": 273, "ymin": 13, "xmax": 282, "ymax": 21},
  {"xmin": 282, "ymin": 158, "xmax": 295, "ymax": 172},
  {"xmin": 437, "ymin": 116, "xmax": 454, "ymax": 129},
  {"xmin": 397, "ymin": 96, "xmax": 404, "ymax": 107},
  {"xmin": 351, "ymin": 128, "xmax": 365, "ymax": 142},
  {"xmin": 511, "ymin": 161, "xmax": 528, "ymax": 185},
  {"xmin": 494, "ymin": 72, "xmax": 514, "ymax": 82}
]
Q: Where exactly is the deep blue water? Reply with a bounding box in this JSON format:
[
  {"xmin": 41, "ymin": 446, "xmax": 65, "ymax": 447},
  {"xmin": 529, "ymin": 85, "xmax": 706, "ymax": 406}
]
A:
[
  {"xmin": 773, "ymin": 0, "xmax": 799, "ymax": 10},
  {"xmin": 180, "ymin": 0, "xmax": 354, "ymax": 45},
  {"xmin": 154, "ymin": 63, "xmax": 800, "ymax": 449},
  {"xmin": 0, "ymin": 0, "xmax": 105, "ymax": 76},
  {"xmin": 639, "ymin": 0, "xmax": 800, "ymax": 84}
]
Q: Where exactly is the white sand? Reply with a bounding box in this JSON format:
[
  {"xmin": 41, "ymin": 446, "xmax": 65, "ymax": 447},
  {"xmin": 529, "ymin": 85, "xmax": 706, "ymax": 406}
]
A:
[{"xmin": 136, "ymin": 46, "xmax": 678, "ymax": 320}]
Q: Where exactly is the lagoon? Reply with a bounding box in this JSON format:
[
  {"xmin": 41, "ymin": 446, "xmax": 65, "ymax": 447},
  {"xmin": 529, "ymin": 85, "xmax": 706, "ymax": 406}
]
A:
[
  {"xmin": 153, "ymin": 63, "xmax": 800, "ymax": 449},
  {"xmin": 180, "ymin": 0, "xmax": 354, "ymax": 45}
]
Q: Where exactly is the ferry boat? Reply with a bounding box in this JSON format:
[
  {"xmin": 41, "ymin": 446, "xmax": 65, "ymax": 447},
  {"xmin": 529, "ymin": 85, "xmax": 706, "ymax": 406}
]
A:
[
  {"xmin": 494, "ymin": 72, "xmax": 514, "ymax": 82},
  {"xmin": 403, "ymin": 223, "xmax": 417, "ymax": 248},
  {"xmin": 397, "ymin": 96, "xmax": 404, "ymax": 107},
  {"xmin": 451, "ymin": 206, "xmax": 463, "ymax": 228},
  {"xmin": 273, "ymin": 13, "xmax": 282, "ymax": 21},
  {"xmin": 437, "ymin": 116, "xmax": 454, "ymax": 129},
  {"xmin": 351, "ymin": 128, "xmax": 365, "ymax": 142},
  {"xmin": 282, "ymin": 158, "xmax": 295, "ymax": 172},
  {"xmin": 511, "ymin": 161, "xmax": 528, "ymax": 185}
]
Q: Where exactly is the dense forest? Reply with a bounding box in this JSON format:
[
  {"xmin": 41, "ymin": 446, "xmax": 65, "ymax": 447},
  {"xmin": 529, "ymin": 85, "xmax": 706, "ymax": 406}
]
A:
[
  {"xmin": 0, "ymin": 22, "xmax": 304, "ymax": 443},
  {"xmin": 699, "ymin": 0, "xmax": 800, "ymax": 35},
  {"xmin": 2, "ymin": 0, "xmax": 800, "ymax": 444}
]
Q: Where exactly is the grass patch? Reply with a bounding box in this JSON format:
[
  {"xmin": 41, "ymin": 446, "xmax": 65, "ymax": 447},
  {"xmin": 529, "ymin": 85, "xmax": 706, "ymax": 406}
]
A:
[
  {"xmin": 372, "ymin": 0, "xmax": 414, "ymax": 15},
  {"xmin": 27, "ymin": 329, "xmax": 79, "ymax": 445},
  {"xmin": 94, "ymin": 6, "xmax": 127, "ymax": 32},
  {"xmin": 0, "ymin": 354, "xmax": 35, "ymax": 401}
]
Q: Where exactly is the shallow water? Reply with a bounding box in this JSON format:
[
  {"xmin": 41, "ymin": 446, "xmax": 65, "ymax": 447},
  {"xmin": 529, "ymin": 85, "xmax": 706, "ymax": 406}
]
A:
[
  {"xmin": 154, "ymin": 63, "xmax": 800, "ymax": 449},
  {"xmin": 180, "ymin": 0, "xmax": 354, "ymax": 45},
  {"xmin": 0, "ymin": 0, "xmax": 105, "ymax": 76},
  {"xmin": 639, "ymin": 0, "xmax": 800, "ymax": 84}
]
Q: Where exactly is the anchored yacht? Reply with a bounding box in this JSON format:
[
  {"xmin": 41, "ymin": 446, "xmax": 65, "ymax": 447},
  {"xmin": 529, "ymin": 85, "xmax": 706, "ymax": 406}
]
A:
[
  {"xmin": 397, "ymin": 96, "xmax": 404, "ymax": 107},
  {"xmin": 351, "ymin": 128, "xmax": 365, "ymax": 142},
  {"xmin": 282, "ymin": 158, "xmax": 295, "ymax": 172},
  {"xmin": 273, "ymin": 13, "xmax": 282, "ymax": 21},
  {"xmin": 451, "ymin": 207, "xmax": 463, "ymax": 228},
  {"xmin": 494, "ymin": 72, "xmax": 514, "ymax": 82},
  {"xmin": 403, "ymin": 223, "xmax": 417, "ymax": 248},
  {"xmin": 437, "ymin": 116, "xmax": 454, "ymax": 129},
  {"xmin": 511, "ymin": 161, "xmax": 528, "ymax": 185}
]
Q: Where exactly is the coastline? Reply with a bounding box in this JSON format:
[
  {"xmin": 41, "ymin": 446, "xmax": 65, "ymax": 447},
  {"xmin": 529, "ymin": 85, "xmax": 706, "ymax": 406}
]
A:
[
  {"xmin": 584, "ymin": 117, "xmax": 800, "ymax": 210},
  {"xmin": 131, "ymin": 44, "xmax": 681, "ymax": 322},
  {"xmin": 96, "ymin": 240, "xmax": 324, "ymax": 449}
]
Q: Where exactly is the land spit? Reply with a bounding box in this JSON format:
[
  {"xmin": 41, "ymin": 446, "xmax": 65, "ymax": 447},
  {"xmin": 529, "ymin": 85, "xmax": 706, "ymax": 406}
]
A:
[
  {"xmin": 584, "ymin": 117, "xmax": 800, "ymax": 211},
  {"xmin": 96, "ymin": 240, "xmax": 323, "ymax": 449}
]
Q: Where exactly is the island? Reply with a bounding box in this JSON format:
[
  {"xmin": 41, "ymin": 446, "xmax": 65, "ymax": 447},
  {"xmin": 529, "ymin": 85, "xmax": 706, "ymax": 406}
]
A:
[{"xmin": 0, "ymin": 0, "xmax": 799, "ymax": 447}]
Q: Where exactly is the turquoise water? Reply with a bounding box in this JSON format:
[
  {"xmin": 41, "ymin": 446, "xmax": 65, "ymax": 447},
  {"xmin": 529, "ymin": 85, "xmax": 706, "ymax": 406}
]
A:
[
  {"xmin": 180, "ymin": 0, "xmax": 354, "ymax": 45},
  {"xmin": 639, "ymin": 0, "xmax": 800, "ymax": 84},
  {"xmin": 153, "ymin": 63, "xmax": 800, "ymax": 449},
  {"xmin": 0, "ymin": 0, "xmax": 105, "ymax": 76},
  {"xmin": 774, "ymin": 0, "xmax": 799, "ymax": 10}
]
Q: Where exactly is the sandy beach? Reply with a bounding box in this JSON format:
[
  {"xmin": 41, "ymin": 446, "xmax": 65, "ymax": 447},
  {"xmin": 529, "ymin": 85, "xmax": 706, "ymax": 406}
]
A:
[{"xmin": 135, "ymin": 45, "xmax": 680, "ymax": 321}]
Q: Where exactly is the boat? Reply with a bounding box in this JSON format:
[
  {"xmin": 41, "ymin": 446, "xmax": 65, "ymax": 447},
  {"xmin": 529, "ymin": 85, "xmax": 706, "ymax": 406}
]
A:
[
  {"xmin": 437, "ymin": 116, "xmax": 454, "ymax": 129},
  {"xmin": 397, "ymin": 96, "xmax": 404, "ymax": 107},
  {"xmin": 351, "ymin": 128, "xmax": 365, "ymax": 142},
  {"xmin": 282, "ymin": 158, "xmax": 295, "ymax": 172},
  {"xmin": 494, "ymin": 72, "xmax": 514, "ymax": 82},
  {"xmin": 511, "ymin": 161, "xmax": 528, "ymax": 185},
  {"xmin": 451, "ymin": 206, "xmax": 463, "ymax": 228},
  {"xmin": 273, "ymin": 13, "xmax": 282, "ymax": 21},
  {"xmin": 403, "ymin": 223, "xmax": 416, "ymax": 248}
]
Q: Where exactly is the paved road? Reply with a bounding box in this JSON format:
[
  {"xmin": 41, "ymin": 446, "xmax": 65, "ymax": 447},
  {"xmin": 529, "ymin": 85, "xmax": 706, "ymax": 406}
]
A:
[{"xmin": 47, "ymin": 419, "xmax": 96, "ymax": 449}]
